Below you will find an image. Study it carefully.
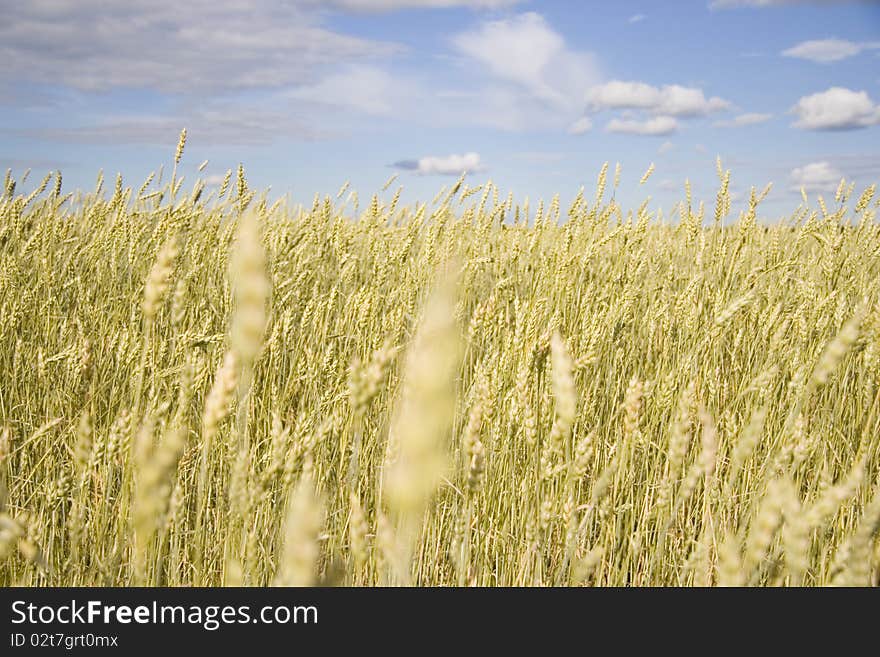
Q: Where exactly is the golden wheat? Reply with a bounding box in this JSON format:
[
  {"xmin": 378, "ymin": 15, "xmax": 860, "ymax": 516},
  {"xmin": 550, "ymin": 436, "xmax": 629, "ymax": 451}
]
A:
[{"xmin": 0, "ymin": 154, "xmax": 878, "ymax": 587}]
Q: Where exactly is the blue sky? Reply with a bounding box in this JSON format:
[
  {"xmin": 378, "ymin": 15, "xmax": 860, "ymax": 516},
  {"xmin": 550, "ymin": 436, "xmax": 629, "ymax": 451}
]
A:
[{"xmin": 2, "ymin": 0, "xmax": 879, "ymax": 217}]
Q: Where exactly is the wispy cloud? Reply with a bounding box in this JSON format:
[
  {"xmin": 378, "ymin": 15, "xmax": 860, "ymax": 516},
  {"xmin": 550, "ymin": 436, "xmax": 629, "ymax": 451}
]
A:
[
  {"xmin": 392, "ymin": 152, "xmax": 484, "ymax": 175},
  {"xmin": 324, "ymin": 0, "xmax": 522, "ymax": 10},
  {"xmin": 452, "ymin": 12, "xmax": 601, "ymax": 113},
  {"xmin": 0, "ymin": 2, "xmax": 401, "ymax": 95},
  {"xmin": 782, "ymin": 38, "xmax": 880, "ymax": 63},
  {"xmin": 628, "ymin": 13, "xmax": 647, "ymax": 23},
  {"xmin": 791, "ymin": 87, "xmax": 880, "ymax": 130},
  {"xmin": 658, "ymin": 140, "xmax": 674, "ymax": 154},
  {"xmin": 789, "ymin": 161, "xmax": 844, "ymax": 192},
  {"xmin": 0, "ymin": 156, "xmax": 70, "ymax": 171},
  {"xmin": 821, "ymin": 153, "xmax": 880, "ymax": 179},
  {"xmin": 568, "ymin": 117, "xmax": 593, "ymax": 134},
  {"xmin": 287, "ymin": 66, "xmax": 413, "ymax": 116},
  {"xmin": 606, "ymin": 116, "xmax": 678, "ymax": 136},
  {"xmin": 23, "ymin": 103, "xmax": 326, "ymax": 146},
  {"xmin": 713, "ymin": 112, "xmax": 773, "ymax": 127},
  {"xmin": 4, "ymin": 4, "xmax": 610, "ymax": 143}
]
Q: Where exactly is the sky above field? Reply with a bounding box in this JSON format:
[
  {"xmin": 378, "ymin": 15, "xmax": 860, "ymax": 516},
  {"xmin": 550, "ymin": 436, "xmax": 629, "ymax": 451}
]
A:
[{"xmin": 2, "ymin": 0, "xmax": 880, "ymax": 217}]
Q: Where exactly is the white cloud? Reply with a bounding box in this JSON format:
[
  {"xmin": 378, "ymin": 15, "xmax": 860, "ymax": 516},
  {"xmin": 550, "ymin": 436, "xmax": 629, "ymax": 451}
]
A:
[
  {"xmin": 659, "ymin": 85, "xmax": 730, "ymax": 116},
  {"xmin": 326, "ymin": 0, "xmax": 522, "ymax": 9},
  {"xmin": 782, "ymin": 38, "xmax": 880, "ymax": 63},
  {"xmin": 420, "ymin": 152, "xmax": 482, "ymax": 175},
  {"xmin": 791, "ymin": 87, "xmax": 880, "ymax": 130},
  {"xmin": 586, "ymin": 81, "xmax": 660, "ymax": 111},
  {"xmin": 0, "ymin": 1, "xmax": 401, "ymax": 95},
  {"xmin": 6, "ymin": 4, "xmax": 595, "ymax": 143},
  {"xmin": 658, "ymin": 140, "xmax": 674, "ymax": 154},
  {"xmin": 585, "ymin": 80, "xmax": 729, "ymax": 117},
  {"xmin": 452, "ymin": 12, "xmax": 600, "ymax": 112},
  {"xmin": 713, "ymin": 112, "xmax": 773, "ymax": 127},
  {"xmin": 789, "ymin": 161, "xmax": 844, "ymax": 192},
  {"xmin": 606, "ymin": 116, "xmax": 678, "ymax": 135},
  {"xmin": 288, "ymin": 66, "xmax": 409, "ymax": 115},
  {"xmin": 568, "ymin": 117, "xmax": 593, "ymax": 134},
  {"xmin": 394, "ymin": 152, "xmax": 484, "ymax": 175},
  {"xmin": 628, "ymin": 14, "xmax": 647, "ymax": 23}
]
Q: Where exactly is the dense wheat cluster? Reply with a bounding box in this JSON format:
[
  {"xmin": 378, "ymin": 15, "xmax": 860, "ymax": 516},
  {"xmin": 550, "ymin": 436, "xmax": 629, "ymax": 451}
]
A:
[{"xmin": 2, "ymin": 144, "xmax": 880, "ymax": 586}]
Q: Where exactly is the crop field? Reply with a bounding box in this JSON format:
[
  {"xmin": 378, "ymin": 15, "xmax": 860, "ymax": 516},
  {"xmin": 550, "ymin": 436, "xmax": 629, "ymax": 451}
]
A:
[{"xmin": 1, "ymin": 145, "xmax": 879, "ymax": 587}]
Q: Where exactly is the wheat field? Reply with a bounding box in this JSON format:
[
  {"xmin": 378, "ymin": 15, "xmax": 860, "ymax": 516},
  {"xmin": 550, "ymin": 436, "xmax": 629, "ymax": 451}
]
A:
[{"xmin": 1, "ymin": 139, "xmax": 879, "ymax": 587}]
